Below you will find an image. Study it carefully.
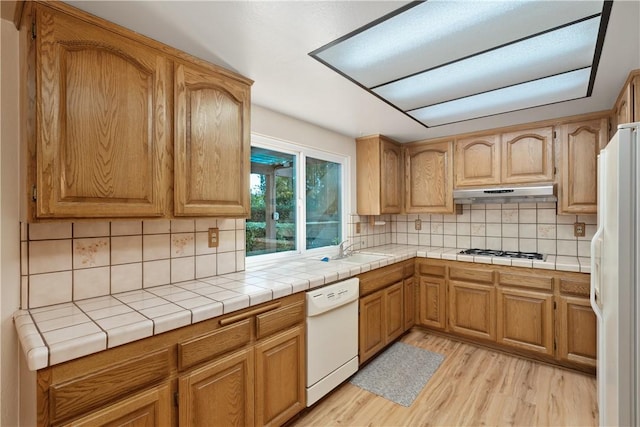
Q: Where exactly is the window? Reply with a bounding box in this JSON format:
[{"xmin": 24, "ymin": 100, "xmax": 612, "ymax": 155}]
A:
[{"xmin": 246, "ymin": 135, "xmax": 347, "ymax": 259}]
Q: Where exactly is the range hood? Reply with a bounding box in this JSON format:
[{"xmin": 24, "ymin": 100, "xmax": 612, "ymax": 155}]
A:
[{"xmin": 453, "ymin": 185, "xmax": 557, "ymax": 204}]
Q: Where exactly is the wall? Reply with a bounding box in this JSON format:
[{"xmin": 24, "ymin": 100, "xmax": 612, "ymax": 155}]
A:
[
  {"xmin": 390, "ymin": 203, "xmax": 595, "ymax": 258},
  {"xmin": 1, "ymin": 15, "xmax": 24, "ymax": 427}
]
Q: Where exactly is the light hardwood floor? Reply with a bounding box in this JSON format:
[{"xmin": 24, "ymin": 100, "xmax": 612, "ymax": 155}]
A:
[{"xmin": 292, "ymin": 329, "xmax": 597, "ymax": 426}]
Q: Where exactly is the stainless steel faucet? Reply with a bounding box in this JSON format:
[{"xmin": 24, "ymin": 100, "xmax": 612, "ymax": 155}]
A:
[{"xmin": 336, "ymin": 240, "xmax": 358, "ymax": 259}]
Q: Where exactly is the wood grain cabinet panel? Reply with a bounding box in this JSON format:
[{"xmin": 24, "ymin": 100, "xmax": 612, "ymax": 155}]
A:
[
  {"xmin": 454, "ymin": 135, "xmax": 500, "ymax": 187},
  {"xmin": 179, "ymin": 348, "xmax": 255, "ymax": 427},
  {"xmin": 356, "ymin": 135, "xmax": 402, "ymax": 215},
  {"xmin": 448, "ymin": 281, "xmax": 496, "ymax": 341},
  {"xmin": 403, "ymin": 276, "xmax": 415, "ymax": 332},
  {"xmin": 174, "ymin": 62, "xmax": 251, "ymax": 217},
  {"xmin": 557, "ymin": 296, "xmax": 597, "ymax": 368},
  {"xmin": 254, "ymin": 326, "xmax": 305, "ymax": 427},
  {"xmin": 558, "ymin": 118, "xmax": 608, "ymax": 214},
  {"xmin": 496, "ymin": 288, "xmax": 554, "ymax": 356},
  {"xmin": 418, "ymin": 276, "xmax": 446, "ymax": 330},
  {"xmin": 501, "ymin": 127, "xmax": 553, "ymax": 184},
  {"xmin": 404, "ymin": 141, "xmax": 454, "ymax": 214},
  {"xmin": 359, "ymin": 291, "xmax": 386, "ymax": 364},
  {"xmin": 32, "ymin": 5, "xmax": 171, "ymax": 218},
  {"xmin": 60, "ymin": 384, "xmax": 172, "ymax": 427},
  {"xmin": 385, "ymin": 282, "xmax": 404, "ymax": 343}
]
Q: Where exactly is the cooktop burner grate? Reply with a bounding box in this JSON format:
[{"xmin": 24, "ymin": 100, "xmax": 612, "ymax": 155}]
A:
[{"xmin": 459, "ymin": 248, "xmax": 545, "ymax": 260}]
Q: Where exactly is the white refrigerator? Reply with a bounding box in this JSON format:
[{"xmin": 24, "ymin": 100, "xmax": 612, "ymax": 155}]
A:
[{"xmin": 590, "ymin": 122, "xmax": 639, "ymax": 426}]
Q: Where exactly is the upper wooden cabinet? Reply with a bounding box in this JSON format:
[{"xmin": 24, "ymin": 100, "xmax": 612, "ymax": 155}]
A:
[
  {"xmin": 29, "ymin": 5, "xmax": 172, "ymax": 219},
  {"xmin": 454, "ymin": 127, "xmax": 553, "ymax": 188},
  {"xmin": 404, "ymin": 141, "xmax": 454, "ymax": 214},
  {"xmin": 455, "ymin": 135, "xmax": 500, "ymax": 187},
  {"xmin": 501, "ymin": 127, "xmax": 554, "ymax": 184},
  {"xmin": 356, "ymin": 135, "xmax": 402, "ymax": 215},
  {"xmin": 611, "ymin": 70, "xmax": 640, "ymax": 136},
  {"xmin": 558, "ymin": 118, "xmax": 608, "ymax": 214},
  {"xmin": 23, "ymin": 2, "xmax": 252, "ymax": 220},
  {"xmin": 174, "ymin": 63, "xmax": 251, "ymax": 217}
]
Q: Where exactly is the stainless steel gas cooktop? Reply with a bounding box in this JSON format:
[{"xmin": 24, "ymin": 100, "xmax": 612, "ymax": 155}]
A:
[{"xmin": 459, "ymin": 248, "xmax": 545, "ymax": 261}]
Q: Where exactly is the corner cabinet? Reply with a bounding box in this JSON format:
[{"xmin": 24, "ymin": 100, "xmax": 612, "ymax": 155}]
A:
[
  {"xmin": 558, "ymin": 117, "xmax": 608, "ymax": 214},
  {"xmin": 404, "ymin": 141, "xmax": 454, "ymax": 214},
  {"xmin": 356, "ymin": 135, "xmax": 402, "ymax": 215},
  {"xmin": 174, "ymin": 63, "xmax": 251, "ymax": 217},
  {"xmin": 23, "ymin": 2, "xmax": 252, "ymax": 220}
]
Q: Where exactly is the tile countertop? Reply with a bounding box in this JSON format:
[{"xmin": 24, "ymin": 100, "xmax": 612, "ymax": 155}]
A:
[{"xmin": 14, "ymin": 244, "xmax": 589, "ymax": 371}]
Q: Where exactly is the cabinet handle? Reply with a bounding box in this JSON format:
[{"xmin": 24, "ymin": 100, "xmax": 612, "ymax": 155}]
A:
[{"xmin": 219, "ymin": 302, "xmax": 282, "ymax": 326}]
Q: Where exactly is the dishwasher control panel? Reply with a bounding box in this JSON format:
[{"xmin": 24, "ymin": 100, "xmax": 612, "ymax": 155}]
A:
[{"xmin": 306, "ymin": 278, "xmax": 359, "ymax": 317}]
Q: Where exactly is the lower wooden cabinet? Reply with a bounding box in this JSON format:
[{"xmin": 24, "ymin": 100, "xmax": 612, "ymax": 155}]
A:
[
  {"xmin": 254, "ymin": 325, "xmax": 305, "ymax": 427},
  {"xmin": 36, "ymin": 294, "xmax": 305, "ymax": 427},
  {"xmin": 448, "ymin": 280, "xmax": 496, "ymax": 341},
  {"xmin": 403, "ymin": 276, "xmax": 415, "ymax": 331},
  {"xmin": 418, "ymin": 276, "xmax": 446, "ymax": 330},
  {"xmin": 179, "ymin": 348, "xmax": 254, "ymax": 427},
  {"xmin": 557, "ymin": 295, "xmax": 597, "ymax": 368},
  {"xmin": 358, "ymin": 261, "xmax": 413, "ymax": 364},
  {"xmin": 496, "ymin": 288, "xmax": 554, "ymax": 356},
  {"xmin": 62, "ymin": 384, "xmax": 172, "ymax": 427}
]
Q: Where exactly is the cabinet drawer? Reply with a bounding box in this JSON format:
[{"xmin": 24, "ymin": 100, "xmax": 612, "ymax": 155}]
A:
[
  {"xmin": 178, "ymin": 319, "xmax": 251, "ymax": 371},
  {"xmin": 559, "ymin": 276, "xmax": 590, "ymax": 297},
  {"xmin": 359, "ymin": 265, "xmax": 404, "ymax": 296},
  {"xmin": 450, "ymin": 266, "xmax": 493, "ymax": 283},
  {"xmin": 417, "ymin": 262, "xmax": 446, "ymax": 277},
  {"xmin": 498, "ymin": 272, "xmax": 553, "ymax": 291},
  {"xmin": 404, "ymin": 261, "xmax": 415, "ymax": 277},
  {"xmin": 256, "ymin": 301, "xmax": 305, "ymax": 340},
  {"xmin": 49, "ymin": 349, "xmax": 171, "ymax": 423}
]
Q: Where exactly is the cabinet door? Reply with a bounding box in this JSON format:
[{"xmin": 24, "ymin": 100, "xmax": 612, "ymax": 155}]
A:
[
  {"xmin": 403, "ymin": 276, "xmax": 415, "ymax": 331},
  {"xmin": 385, "ymin": 282, "xmax": 404, "ymax": 343},
  {"xmin": 454, "ymin": 135, "xmax": 500, "ymax": 187},
  {"xmin": 501, "ymin": 127, "xmax": 553, "ymax": 184},
  {"xmin": 61, "ymin": 384, "xmax": 172, "ymax": 427},
  {"xmin": 359, "ymin": 290, "xmax": 385, "ymax": 364},
  {"xmin": 558, "ymin": 118, "xmax": 608, "ymax": 214},
  {"xmin": 404, "ymin": 141, "xmax": 454, "ymax": 214},
  {"xmin": 448, "ymin": 281, "xmax": 496, "ymax": 341},
  {"xmin": 356, "ymin": 135, "xmax": 401, "ymax": 215},
  {"xmin": 418, "ymin": 276, "xmax": 446, "ymax": 330},
  {"xmin": 380, "ymin": 140, "xmax": 403, "ymax": 214},
  {"xmin": 557, "ymin": 296, "xmax": 597, "ymax": 369},
  {"xmin": 254, "ymin": 326, "xmax": 305, "ymax": 427},
  {"xmin": 634, "ymin": 75, "xmax": 640, "ymax": 123},
  {"xmin": 496, "ymin": 288, "xmax": 554, "ymax": 356},
  {"xmin": 613, "ymin": 80, "xmax": 633, "ymax": 132},
  {"xmin": 174, "ymin": 62, "xmax": 250, "ymax": 217},
  {"xmin": 179, "ymin": 348, "xmax": 254, "ymax": 427},
  {"xmin": 35, "ymin": 6, "xmax": 171, "ymax": 218}
]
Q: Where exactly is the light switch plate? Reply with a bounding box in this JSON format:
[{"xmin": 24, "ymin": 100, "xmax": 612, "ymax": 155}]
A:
[
  {"xmin": 355, "ymin": 222, "xmax": 361, "ymax": 234},
  {"xmin": 574, "ymin": 222, "xmax": 585, "ymax": 237},
  {"xmin": 415, "ymin": 219, "xmax": 422, "ymax": 231},
  {"xmin": 208, "ymin": 227, "xmax": 219, "ymax": 248}
]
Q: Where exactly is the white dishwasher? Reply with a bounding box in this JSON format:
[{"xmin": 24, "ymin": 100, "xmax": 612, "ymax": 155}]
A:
[{"xmin": 306, "ymin": 277, "xmax": 359, "ymax": 406}]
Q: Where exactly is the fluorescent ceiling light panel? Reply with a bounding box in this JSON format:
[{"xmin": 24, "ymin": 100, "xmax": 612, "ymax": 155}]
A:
[
  {"xmin": 310, "ymin": 0, "xmax": 611, "ymax": 128},
  {"xmin": 373, "ymin": 17, "xmax": 601, "ymax": 111},
  {"xmin": 408, "ymin": 68, "xmax": 592, "ymax": 127}
]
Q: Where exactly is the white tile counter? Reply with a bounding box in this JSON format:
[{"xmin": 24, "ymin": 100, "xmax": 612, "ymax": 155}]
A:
[{"xmin": 14, "ymin": 244, "xmax": 586, "ymax": 371}]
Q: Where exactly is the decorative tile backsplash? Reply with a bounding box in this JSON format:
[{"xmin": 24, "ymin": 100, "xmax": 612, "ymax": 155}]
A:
[
  {"xmin": 347, "ymin": 202, "xmax": 596, "ymax": 258},
  {"xmin": 21, "ymin": 219, "xmax": 246, "ymax": 309}
]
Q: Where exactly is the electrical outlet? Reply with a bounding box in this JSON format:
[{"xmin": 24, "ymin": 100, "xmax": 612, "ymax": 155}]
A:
[
  {"xmin": 208, "ymin": 227, "xmax": 219, "ymax": 248},
  {"xmin": 415, "ymin": 219, "xmax": 422, "ymax": 231},
  {"xmin": 574, "ymin": 222, "xmax": 585, "ymax": 237},
  {"xmin": 355, "ymin": 222, "xmax": 361, "ymax": 234}
]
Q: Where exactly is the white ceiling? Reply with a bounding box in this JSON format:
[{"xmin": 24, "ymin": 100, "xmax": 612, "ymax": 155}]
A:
[{"xmin": 67, "ymin": 1, "xmax": 640, "ymax": 143}]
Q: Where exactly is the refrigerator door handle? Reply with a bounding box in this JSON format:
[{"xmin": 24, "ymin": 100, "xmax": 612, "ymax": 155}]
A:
[{"xmin": 590, "ymin": 230, "xmax": 603, "ymax": 318}]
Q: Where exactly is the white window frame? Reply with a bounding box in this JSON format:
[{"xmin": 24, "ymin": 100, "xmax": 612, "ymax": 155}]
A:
[{"xmin": 246, "ymin": 133, "xmax": 350, "ymax": 265}]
